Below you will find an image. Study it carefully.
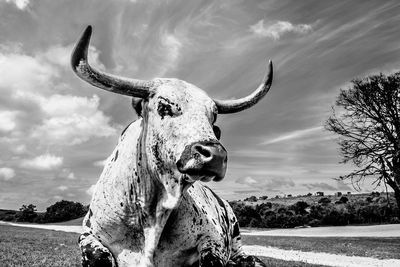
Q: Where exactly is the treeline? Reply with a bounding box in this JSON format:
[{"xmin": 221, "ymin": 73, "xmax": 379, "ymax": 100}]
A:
[
  {"xmin": 230, "ymin": 194, "xmax": 399, "ymax": 228},
  {"xmin": 0, "ymin": 200, "xmax": 88, "ymax": 223}
]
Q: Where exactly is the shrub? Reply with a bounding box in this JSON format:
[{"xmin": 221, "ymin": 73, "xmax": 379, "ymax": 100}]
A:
[
  {"xmin": 340, "ymin": 196, "xmax": 349, "ymax": 203},
  {"xmin": 43, "ymin": 200, "xmax": 87, "ymax": 223},
  {"xmin": 290, "ymin": 201, "xmax": 309, "ymax": 215},
  {"xmin": 17, "ymin": 204, "xmax": 37, "ymax": 222},
  {"xmin": 318, "ymin": 197, "xmax": 331, "ymax": 204},
  {"xmin": 244, "ymin": 196, "xmax": 258, "ymax": 202}
]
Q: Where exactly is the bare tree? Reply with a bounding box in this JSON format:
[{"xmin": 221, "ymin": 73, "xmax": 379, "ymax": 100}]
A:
[{"xmin": 326, "ymin": 72, "xmax": 400, "ymax": 216}]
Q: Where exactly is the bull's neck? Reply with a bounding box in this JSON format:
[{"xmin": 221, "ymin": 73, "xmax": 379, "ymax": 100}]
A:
[
  {"xmin": 133, "ymin": 115, "xmax": 189, "ymax": 264},
  {"xmin": 134, "ymin": 114, "xmax": 188, "ymax": 221}
]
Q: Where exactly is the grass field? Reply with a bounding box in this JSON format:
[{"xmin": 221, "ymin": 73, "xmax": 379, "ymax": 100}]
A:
[
  {"xmin": 242, "ymin": 235, "xmax": 400, "ymax": 260},
  {"xmin": 2, "ymin": 224, "xmax": 400, "ymax": 266},
  {"xmin": 0, "ymin": 225, "xmax": 331, "ymax": 267},
  {"xmin": 0, "ymin": 225, "xmax": 81, "ymax": 267}
]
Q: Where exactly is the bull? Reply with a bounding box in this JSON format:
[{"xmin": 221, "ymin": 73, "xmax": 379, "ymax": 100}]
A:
[{"xmin": 71, "ymin": 26, "xmax": 273, "ymax": 267}]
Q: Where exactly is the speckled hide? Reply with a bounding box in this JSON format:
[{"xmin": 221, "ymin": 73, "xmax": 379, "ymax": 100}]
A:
[
  {"xmin": 78, "ymin": 79, "xmax": 266, "ymax": 267},
  {"xmin": 71, "ymin": 25, "xmax": 272, "ymax": 267}
]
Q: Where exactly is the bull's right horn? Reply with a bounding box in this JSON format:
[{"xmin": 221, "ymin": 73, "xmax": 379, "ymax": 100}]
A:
[
  {"xmin": 214, "ymin": 60, "xmax": 273, "ymax": 114},
  {"xmin": 71, "ymin": 25, "xmax": 152, "ymax": 98}
]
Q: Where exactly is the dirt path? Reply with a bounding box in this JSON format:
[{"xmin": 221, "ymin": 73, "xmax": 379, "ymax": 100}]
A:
[
  {"xmin": 242, "ymin": 224, "xmax": 400, "ymax": 237},
  {"xmin": 243, "ymin": 245, "xmax": 400, "ymax": 267},
  {"xmin": 0, "ymin": 221, "xmax": 82, "ymax": 233}
]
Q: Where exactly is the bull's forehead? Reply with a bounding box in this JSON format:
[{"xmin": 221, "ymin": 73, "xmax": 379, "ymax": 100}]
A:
[{"xmin": 152, "ymin": 79, "xmax": 216, "ymax": 113}]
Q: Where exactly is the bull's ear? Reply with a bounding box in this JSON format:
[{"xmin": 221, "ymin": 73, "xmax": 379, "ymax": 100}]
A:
[{"xmin": 132, "ymin": 98, "xmax": 143, "ymax": 116}]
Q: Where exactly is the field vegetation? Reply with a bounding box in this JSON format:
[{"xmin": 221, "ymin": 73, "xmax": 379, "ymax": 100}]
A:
[
  {"xmin": 230, "ymin": 192, "xmax": 399, "ymax": 228},
  {"xmin": 0, "ymin": 200, "xmax": 87, "ymax": 224}
]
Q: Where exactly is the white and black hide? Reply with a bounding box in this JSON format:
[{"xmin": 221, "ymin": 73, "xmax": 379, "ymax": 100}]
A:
[{"xmin": 71, "ymin": 26, "xmax": 273, "ymax": 267}]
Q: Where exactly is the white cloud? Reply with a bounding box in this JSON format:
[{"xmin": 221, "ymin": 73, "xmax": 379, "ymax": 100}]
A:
[
  {"xmin": 0, "ymin": 111, "xmax": 18, "ymax": 132},
  {"xmin": 86, "ymin": 184, "xmax": 96, "ymax": 197},
  {"xmin": 250, "ymin": 20, "xmax": 312, "ymax": 40},
  {"xmin": 1, "ymin": 0, "xmax": 29, "ymax": 10},
  {"xmin": 0, "ymin": 167, "xmax": 15, "ymax": 180},
  {"xmin": 21, "ymin": 153, "xmax": 63, "ymax": 170},
  {"xmin": 0, "ymin": 43, "xmax": 104, "ymax": 96},
  {"xmin": 40, "ymin": 45, "xmax": 72, "ymax": 68},
  {"xmin": 0, "ymin": 52, "xmax": 57, "ymax": 93},
  {"xmin": 262, "ymin": 126, "xmax": 323, "ymax": 145},
  {"xmin": 235, "ymin": 176, "xmax": 258, "ymax": 185},
  {"xmin": 32, "ymin": 94, "xmax": 117, "ymax": 145},
  {"xmin": 12, "ymin": 144, "xmax": 26, "ymax": 154},
  {"xmin": 93, "ymin": 159, "xmax": 108, "ymax": 167},
  {"xmin": 41, "ymin": 44, "xmax": 105, "ymax": 70},
  {"xmin": 156, "ymin": 33, "xmax": 182, "ymax": 76},
  {"xmin": 58, "ymin": 168, "xmax": 76, "ymax": 180},
  {"xmin": 57, "ymin": 185, "xmax": 68, "ymax": 191}
]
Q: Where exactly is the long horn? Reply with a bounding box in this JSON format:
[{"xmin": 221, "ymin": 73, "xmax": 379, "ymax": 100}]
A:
[
  {"xmin": 214, "ymin": 60, "xmax": 273, "ymax": 114},
  {"xmin": 71, "ymin": 25, "xmax": 152, "ymax": 98}
]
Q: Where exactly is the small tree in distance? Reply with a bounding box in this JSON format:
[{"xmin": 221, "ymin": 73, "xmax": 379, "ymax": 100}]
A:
[
  {"xmin": 326, "ymin": 71, "xmax": 400, "ymax": 216},
  {"xmin": 18, "ymin": 204, "xmax": 37, "ymax": 222}
]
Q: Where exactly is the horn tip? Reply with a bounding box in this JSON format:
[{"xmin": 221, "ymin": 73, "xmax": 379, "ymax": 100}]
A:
[
  {"xmin": 71, "ymin": 25, "xmax": 93, "ymax": 70},
  {"xmin": 84, "ymin": 25, "xmax": 92, "ymax": 36},
  {"xmin": 80, "ymin": 25, "xmax": 93, "ymax": 45},
  {"xmin": 265, "ymin": 59, "xmax": 273, "ymax": 80}
]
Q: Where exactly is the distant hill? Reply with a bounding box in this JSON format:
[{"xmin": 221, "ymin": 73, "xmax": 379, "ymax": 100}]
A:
[
  {"xmin": 0, "ymin": 209, "xmax": 18, "ymax": 219},
  {"xmin": 230, "ymin": 192, "xmax": 399, "ymax": 228},
  {"xmin": 238, "ymin": 192, "xmax": 395, "ymax": 206}
]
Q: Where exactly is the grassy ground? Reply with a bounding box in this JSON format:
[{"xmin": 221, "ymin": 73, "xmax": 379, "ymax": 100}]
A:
[
  {"xmin": 242, "ymin": 235, "xmax": 400, "ymax": 260},
  {"xmin": 0, "ymin": 225, "xmax": 81, "ymax": 267},
  {"xmin": 0, "ymin": 225, "xmax": 330, "ymax": 267}
]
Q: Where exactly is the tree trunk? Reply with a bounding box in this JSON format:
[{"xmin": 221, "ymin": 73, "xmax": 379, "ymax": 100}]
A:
[
  {"xmin": 394, "ymin": 187, "xmax": 400, "ymax": 218},
  {"xmin": 384, "ymin": 176, "xmax": 400, "ymax": 218}
]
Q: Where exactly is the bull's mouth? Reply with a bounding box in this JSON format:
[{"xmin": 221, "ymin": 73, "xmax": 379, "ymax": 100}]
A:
[{"xmin": 176, "ymin": 141, "xmax": 227, "ymax": 183}]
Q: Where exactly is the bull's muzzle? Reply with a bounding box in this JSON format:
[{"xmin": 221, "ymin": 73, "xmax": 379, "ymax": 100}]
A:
[{"xmin": 177, "ymin": 141, "xmax": 227, "ymax": 182}]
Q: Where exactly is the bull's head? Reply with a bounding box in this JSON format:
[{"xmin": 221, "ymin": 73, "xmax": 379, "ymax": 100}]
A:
[{"xmin": 71, "ymin": 26, "xmax": 272, "ymax": 192}]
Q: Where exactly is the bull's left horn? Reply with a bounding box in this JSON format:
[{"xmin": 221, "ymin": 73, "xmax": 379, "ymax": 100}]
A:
[
  {"xmin": 71, "ymin": 25, "xmax": 152, "ymax": 98},
  {"xmin": 214, "ymin": 60, "xmax": 273, "ymax": 114}
]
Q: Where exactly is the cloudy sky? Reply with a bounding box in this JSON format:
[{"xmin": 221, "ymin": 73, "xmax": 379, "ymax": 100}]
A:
[{"xmin": 1, "ymin": 0, "xmax": 400, "ymax": 210}]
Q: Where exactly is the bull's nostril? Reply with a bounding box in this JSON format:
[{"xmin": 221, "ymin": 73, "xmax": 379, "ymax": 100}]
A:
[
  {"xmin": 176, "ymin": 160, "xmax": 183, "ymax": 169},
  {"xmin": 195, "ymin": 145, "xmax": 211, "ymax": 158}
]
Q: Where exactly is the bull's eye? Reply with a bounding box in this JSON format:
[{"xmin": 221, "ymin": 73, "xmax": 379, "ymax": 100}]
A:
[
  {"xmin": 157, "ymin": 97, "xmax": 182, "ymax": 119},
  {"xmin": 213, "ymin": 125, "xmax": 221, "ymax": 140}
]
